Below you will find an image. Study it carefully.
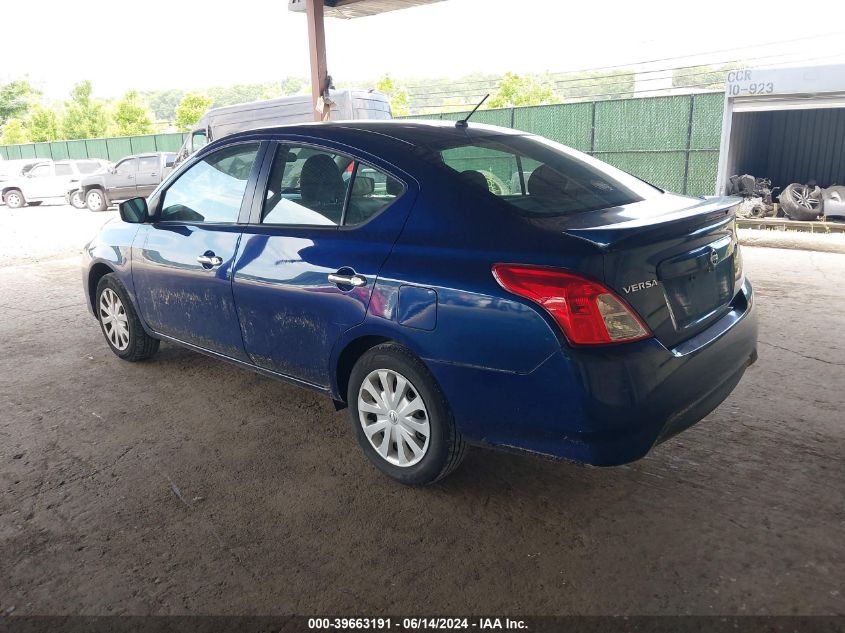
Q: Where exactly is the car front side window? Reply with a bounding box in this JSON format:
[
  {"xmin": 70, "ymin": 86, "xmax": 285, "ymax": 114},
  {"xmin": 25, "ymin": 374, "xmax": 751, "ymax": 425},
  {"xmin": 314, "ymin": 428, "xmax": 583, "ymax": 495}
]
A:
[
  {"xmin": 159, "ymin": 143, "xmax": 259, "ymax": 224},
  {"xmin": 115, "ymin": 159, "xmax": 137, "ymax": 176},
  {"xmin": 29, "ymin": 165, "xmax": 53, "ymax": 178}
]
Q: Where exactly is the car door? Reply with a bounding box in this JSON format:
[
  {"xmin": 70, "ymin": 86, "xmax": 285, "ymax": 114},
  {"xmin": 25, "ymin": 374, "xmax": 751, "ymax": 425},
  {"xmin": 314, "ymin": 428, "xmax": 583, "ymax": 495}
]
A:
[
  {"xmin": 135, "ymin": 155, "xmax": 161, "ymax": 198},
  {"xmin": 110, "ymin": 158, "xmax": 138, "ymax": 200},
  {"xmin": 23, "ymin": 163, "xmax": 55, "ymax": 199},
  {"xmin": 131, "ymin": 141, "xmax": 265, "ymax": 361},
  {"xmin": 232, "ymin": 141, "xmax": 415, "ymax": 387}
]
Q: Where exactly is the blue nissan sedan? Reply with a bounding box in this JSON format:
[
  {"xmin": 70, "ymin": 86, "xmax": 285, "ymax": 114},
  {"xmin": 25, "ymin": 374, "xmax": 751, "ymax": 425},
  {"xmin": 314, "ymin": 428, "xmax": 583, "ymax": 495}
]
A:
[{"xmin": 82, "ymin": 120, "xmax": 758, "ymax": 485}]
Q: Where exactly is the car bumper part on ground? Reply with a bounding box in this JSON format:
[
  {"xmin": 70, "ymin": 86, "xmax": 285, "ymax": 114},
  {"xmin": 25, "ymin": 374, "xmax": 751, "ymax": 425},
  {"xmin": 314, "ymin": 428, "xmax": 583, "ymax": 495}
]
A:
[{"xmin": 429, "ymin": 279, "xmax": 758, "ymax": 466}]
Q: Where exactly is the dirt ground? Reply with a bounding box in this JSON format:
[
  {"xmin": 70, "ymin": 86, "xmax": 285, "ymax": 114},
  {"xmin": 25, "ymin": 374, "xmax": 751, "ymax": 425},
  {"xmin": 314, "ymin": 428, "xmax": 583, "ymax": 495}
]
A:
[{"xmin": 0, "ymin": 205, "xmax": 843, "ymax": 616}]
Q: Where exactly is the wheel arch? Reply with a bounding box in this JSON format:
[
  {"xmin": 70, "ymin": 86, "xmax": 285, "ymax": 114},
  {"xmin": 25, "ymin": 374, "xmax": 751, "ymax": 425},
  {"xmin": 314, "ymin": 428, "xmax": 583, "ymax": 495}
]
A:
[
  {"xmin": 88, "ymin": 262, "xmax": 116, "ymax": 315},
  {"xmin": 83, "ymin": 184, "xmax": 108, "ymax": 199},
  {"xmin": 333, "ymin": 335, "xmax": 393, "ymax": 408}
]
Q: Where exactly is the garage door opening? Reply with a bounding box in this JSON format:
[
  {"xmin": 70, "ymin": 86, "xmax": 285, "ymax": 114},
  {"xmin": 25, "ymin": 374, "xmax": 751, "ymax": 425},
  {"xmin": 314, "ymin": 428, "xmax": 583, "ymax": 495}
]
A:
[{"xmin": 724, "ymin": 105, "xmax": 845, "ymax": 193}]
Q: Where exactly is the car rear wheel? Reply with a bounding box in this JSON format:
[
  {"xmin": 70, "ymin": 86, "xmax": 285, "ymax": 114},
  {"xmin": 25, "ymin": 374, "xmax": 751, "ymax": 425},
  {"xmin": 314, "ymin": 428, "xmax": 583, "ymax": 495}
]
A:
[
  {"xmin": 86, "ymin": 188, "xmax": 107, "ymax": 212},
  {"xmin": 4, "ymin": 189, "xmax": 25, "ymax": 209},
  {"xmin": 348, "ymin": 343, "xmax": 466, "ymax": 485},
  {"xmin": 96, "ymin": 273, "xmax": 159, "ymax": 361},
  {"xmin": 70, "ymin": 190, "xmax": 86, "ymax": 209}
]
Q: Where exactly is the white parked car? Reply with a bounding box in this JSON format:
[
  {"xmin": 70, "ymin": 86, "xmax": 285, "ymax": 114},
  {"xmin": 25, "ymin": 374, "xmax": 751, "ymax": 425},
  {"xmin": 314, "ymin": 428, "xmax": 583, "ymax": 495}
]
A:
[
  {"xmin": 0, "ymin": 158, "xmax": 52, "ymax": 185},
  {"xmin": 1, "ymin": 159, "xmax": 109, "ymax": 208}
]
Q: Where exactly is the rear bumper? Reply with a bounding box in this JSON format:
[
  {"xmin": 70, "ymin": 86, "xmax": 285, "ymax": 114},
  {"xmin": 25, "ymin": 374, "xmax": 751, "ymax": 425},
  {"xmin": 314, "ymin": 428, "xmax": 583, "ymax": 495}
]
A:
[{"xmin": 429, "ymin": 278, "xmax": 758, "ymax": 466}]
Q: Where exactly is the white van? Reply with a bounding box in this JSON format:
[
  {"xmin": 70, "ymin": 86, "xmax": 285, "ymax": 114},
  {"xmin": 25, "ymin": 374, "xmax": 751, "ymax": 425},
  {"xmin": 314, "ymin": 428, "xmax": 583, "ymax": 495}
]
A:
[{"xmin": 174, "ymin": 89, "xmax": 392, "ymax": 166}]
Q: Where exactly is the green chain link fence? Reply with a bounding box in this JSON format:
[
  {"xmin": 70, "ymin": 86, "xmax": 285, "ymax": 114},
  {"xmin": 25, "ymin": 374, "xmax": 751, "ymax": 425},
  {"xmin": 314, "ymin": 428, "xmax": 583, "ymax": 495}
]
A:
[
  {"xmin": 0, "ymin": 93, "xmax": 724, "ymax": 195},
  {"xmin": 0, "ymin": 132, "xmax": 188, "ymax": 163}
]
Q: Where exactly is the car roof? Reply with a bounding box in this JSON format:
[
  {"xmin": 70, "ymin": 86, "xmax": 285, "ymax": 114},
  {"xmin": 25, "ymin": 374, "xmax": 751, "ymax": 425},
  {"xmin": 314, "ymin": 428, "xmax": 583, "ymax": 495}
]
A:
[
  {"xmin": 118, "ymin": 152, "xmax": 171, "ymax": 160},
  {"xmin": 224, "ymin": 119, "xmax": 526, "ymax": 148}
]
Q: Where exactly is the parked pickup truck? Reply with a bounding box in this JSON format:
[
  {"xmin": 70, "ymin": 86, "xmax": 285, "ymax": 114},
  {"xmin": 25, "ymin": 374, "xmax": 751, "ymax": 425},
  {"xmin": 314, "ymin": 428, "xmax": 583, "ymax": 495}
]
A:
[{"xmin": 73, "ymin": 152, "xmax": 177, "ymax": 211}]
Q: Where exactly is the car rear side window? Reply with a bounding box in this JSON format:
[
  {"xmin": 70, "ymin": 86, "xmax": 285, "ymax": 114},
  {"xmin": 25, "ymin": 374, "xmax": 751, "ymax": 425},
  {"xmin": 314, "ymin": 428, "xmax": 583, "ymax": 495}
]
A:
[
  {"xmin": 159, "ymin": 143, "xmax": 259, "ymax": 223},
  {"xmin": 138, "ymin": 157, "xmax": 158, "ymax": 172},
  {"xmin": 344, "ymin": 163, "xmax": 405, "ymax": 226},
  {"xmin": 261, "ymin": 144, "xmax": 404, "ymax": 227},
  {"xmin": 55, "ymin": 163, "xmax": 73, "ymax": 176},
  {"xmin": 420, "ymin": 135, "xmax": 659, "ymax": 217}
]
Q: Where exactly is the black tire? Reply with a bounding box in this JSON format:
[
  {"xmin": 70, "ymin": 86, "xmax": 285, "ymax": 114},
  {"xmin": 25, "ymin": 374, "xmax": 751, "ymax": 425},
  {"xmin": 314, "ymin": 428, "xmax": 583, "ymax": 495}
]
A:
[
  {"xmin": 95, "ymin": 273, "xmax": 159, "ymax": 361},
  {"xmin": 86, "ymin": 188, "xmax": 108, "ymax": 212},
  {"xmin": 70, "ymin": 190, "xmax": 86, "ymax": 209},
  {"xmin": 4, "ymin": 189, "xmax": 25, "ymax": 209},
  {"xmin": 348, "ymin": 343, "xmax": 466, "ymax": 485},
  {"xmin": 779, "ymin": 183, "xmax": 821, "ymax": 221}
]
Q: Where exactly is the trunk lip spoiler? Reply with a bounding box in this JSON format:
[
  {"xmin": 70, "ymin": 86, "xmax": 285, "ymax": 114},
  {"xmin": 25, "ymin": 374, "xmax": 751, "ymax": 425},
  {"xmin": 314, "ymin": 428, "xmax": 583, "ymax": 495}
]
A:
[{"xmin": 563, "ymin": 196, "xmax": 740, "ymax": 250}]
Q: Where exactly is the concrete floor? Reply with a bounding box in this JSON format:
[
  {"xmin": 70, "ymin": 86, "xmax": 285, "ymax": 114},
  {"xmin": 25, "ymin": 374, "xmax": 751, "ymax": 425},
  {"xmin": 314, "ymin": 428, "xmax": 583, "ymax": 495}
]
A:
[{"xmin": 0, "ymin": 207, "xmax": 843, "ymax": 615}]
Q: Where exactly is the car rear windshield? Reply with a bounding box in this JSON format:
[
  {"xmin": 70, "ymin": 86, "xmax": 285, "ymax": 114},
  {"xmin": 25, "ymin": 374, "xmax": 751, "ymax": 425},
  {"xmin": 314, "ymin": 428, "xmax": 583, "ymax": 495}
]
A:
[{"xmin": 415, "ymin": 134, "xmax": 661, "ymax": 216}]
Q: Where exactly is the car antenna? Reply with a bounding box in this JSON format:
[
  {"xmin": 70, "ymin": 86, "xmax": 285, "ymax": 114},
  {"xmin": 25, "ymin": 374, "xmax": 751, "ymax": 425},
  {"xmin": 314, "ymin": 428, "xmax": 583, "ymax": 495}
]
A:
[{"xmin": 455, "ymin": 94, "xmax": 489, "ymax": 128}]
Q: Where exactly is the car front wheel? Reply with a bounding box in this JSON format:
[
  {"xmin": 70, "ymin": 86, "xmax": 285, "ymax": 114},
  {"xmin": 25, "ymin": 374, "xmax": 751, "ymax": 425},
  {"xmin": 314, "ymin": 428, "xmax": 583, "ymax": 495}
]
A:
[
  {"xmin": 86, "ymin": 188, "xmax": 107, "ymax": 212},
  {"xmin": 348, "ymin": 343, "xmax": 466, "ymax": 485},
  {"xmin": 4, "ymin": 189, "xmax": 25, "ymax": 209},
  {"xmin": 96, "ymin": 273, "xmax": 159, "ymax": 361}
]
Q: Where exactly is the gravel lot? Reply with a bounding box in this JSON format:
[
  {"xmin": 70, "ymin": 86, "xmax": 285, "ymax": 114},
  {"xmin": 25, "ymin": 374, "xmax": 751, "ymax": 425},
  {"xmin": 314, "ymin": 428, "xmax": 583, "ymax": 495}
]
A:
[{"xmin": 1, "ymin": 205, "xmax": 843, "ymax": 615}]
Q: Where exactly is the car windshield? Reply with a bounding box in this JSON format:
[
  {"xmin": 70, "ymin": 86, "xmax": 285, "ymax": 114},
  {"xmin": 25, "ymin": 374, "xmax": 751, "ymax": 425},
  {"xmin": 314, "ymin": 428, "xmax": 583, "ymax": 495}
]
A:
[{"xmin": 415, "ymin": 134, "xmax": 661, "ymax": 217}]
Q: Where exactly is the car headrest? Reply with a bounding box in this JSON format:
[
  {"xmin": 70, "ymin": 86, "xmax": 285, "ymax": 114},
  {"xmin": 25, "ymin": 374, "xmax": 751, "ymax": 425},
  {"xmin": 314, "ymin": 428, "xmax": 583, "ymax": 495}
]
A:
[
  {"xmin": 527, "ymin": 164, "xmax": 569, "ymax": 199},
  {"xmin": 301, "ymin": 154, "xmax": 344, "ymax": 204},
  {"xmin": 351, "ymin": 176, "xmax": 374, "ymax": 197},
  {"xmin": 460, "ymin": 169, "xmax": 489, "ymax": 191}
]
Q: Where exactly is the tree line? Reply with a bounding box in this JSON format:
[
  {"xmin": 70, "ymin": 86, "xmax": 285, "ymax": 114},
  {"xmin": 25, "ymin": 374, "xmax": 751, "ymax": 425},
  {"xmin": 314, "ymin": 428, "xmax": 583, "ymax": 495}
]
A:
[
  {"xmin": 0, "ymin": 78, "xmax": 308, "ymax": 145},
  {"xmin": 1, "ymin": 67, "xmax": 733, "ymax": 145}
]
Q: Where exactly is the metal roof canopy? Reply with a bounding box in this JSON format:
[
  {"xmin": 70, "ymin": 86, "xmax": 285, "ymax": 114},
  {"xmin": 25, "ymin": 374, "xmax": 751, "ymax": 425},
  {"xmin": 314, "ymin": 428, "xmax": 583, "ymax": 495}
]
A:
[
  {"xmin": 290, "ymin": 0, "xmax": 444, "ymax": 19},
  {"xmin": 290, "ymin": 0, "xmax": 445, "ymax": 121}
]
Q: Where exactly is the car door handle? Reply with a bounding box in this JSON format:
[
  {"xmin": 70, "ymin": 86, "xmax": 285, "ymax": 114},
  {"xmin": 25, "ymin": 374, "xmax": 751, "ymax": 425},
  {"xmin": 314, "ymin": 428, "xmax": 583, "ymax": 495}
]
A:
[
  {"xmin": 328, "ymin": 273, "xmax": 367, "ymax": 287},
  {"xmin": 197, "ymin": 254, "xmax": 223, "ymax": 268}
]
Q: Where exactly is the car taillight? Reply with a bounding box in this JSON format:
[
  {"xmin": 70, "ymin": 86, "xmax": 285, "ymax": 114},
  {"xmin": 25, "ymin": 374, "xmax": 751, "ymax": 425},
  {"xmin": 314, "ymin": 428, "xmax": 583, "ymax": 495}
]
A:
[{"xmin": 492, "ymin": 264, "xmax": 651, "ymax": 345}]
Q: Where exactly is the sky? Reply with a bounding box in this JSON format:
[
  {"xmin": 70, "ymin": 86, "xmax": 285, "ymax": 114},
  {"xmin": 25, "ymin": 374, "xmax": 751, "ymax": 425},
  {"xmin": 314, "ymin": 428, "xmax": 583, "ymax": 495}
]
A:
[{"xmin": 2, "ymin": 0, "xmax": 844, "ymax": 100}]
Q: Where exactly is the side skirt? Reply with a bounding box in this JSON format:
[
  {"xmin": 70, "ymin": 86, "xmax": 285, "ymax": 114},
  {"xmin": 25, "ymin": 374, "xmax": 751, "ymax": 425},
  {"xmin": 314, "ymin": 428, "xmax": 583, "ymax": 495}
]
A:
[{"xmin": 152, "ymin": 331, "xmax": 332, "ymax": 398}]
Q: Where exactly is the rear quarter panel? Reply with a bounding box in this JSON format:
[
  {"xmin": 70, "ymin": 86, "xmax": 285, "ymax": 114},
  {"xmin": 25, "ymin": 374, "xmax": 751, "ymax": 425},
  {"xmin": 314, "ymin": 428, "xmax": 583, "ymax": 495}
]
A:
[{"xmin": 336, "ymin": 165, "xmax": 605, "ymax": 414}]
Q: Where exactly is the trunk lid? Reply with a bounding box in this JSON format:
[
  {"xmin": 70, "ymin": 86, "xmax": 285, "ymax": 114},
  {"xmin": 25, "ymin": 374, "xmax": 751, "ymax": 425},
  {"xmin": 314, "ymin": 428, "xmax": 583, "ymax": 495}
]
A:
[{"xmin": 535, "ymin": 193, "xmax": 742, "ymax": 348}]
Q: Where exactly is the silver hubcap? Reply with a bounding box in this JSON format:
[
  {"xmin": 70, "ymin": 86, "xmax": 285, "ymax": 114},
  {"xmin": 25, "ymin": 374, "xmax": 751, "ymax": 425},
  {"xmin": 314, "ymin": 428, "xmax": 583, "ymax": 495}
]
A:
[
  {"xmin": 8, "ymin": 194, "xmax": 20, "ymax": 206},
  {"xmin": 99, "ymin": 288, "xmax": 130, "ymax": 350},
  {"xmin": 792, "ymin": 186, "xmax": 819, "ymax": 210},
  {"xmin": 89, "ymin": 192, "xmax": 102, "ymax": 207},
  {"xmin": 72, "ymin": 192, "xmax": 82, "ymax": 205},
  {"xmin": 358, "ymin": 369, "xmax": 430, "ymax": 467}
]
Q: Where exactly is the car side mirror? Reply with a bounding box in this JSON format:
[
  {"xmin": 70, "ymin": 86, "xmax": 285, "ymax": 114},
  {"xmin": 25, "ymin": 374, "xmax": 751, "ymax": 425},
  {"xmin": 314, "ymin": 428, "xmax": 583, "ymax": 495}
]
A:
[
  {"xmin": 165, "ymin": 159, "xmax": 175, "ymax": 168},
  {"xmin": 119, "ymin": 197, "xmax": 149, "ymax": 224}
]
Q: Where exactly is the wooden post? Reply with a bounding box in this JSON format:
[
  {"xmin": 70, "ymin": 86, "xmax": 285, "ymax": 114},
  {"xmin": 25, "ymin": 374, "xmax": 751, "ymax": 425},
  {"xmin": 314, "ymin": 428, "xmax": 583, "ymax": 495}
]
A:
[{"xmin": 306, "ymin": 0, "xmax": 328, "ymax": 122}]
